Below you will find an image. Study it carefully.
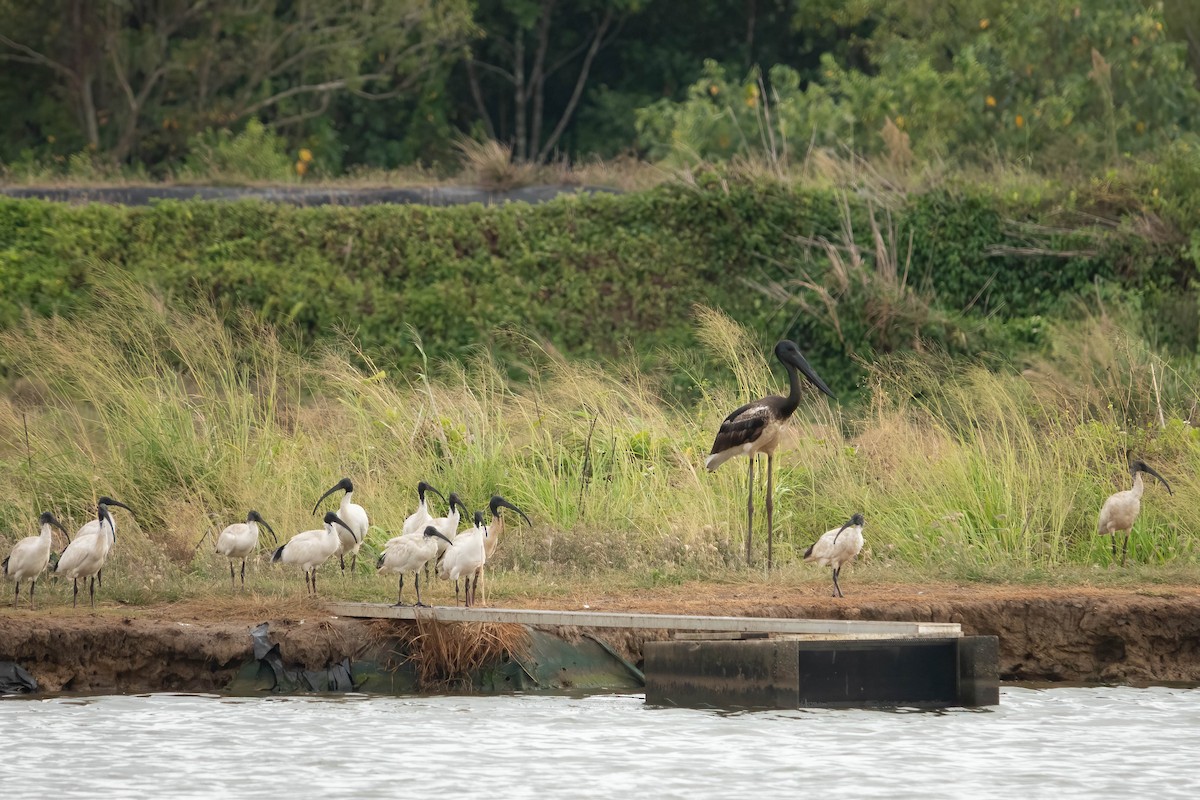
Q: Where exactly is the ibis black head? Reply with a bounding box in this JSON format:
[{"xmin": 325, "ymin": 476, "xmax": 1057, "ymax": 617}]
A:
[
  {"xmin": 97, "ymin": 496, "xmax": 134, "ymax": 515},
  {"xmin": 418, "ymin": 481, "xmax": 446, "ymax": 504},
  {"xmin": 423, "ymin": 525, "xmax": 455, "ymax": 547},
  {"xmin": 323, "ymin": 510, "xmax": 354, "ymax": 535},
  {"xmin": 775, "ymin": 340, "xmax": 835, "ymax": 400},
  {"xmin": 39, "ymin": 511, "xmax": 71, "ymax": 543},
  {"xmin": 474, "ymin": 510, "xmax": 485, "ymax": 529},
  {"xmin": 247, "ymin": 510, "xmax": 278, "ymax": 543},
  {"xmin": 313, "ymin": 478, "xmax": 354, "ymax": 515},
  {"xmin": 1130, "ymin": 460, "xmax": 1173, "ymax": 495},
  {"xmin": 97, "ymin": 503, "xmax": 117, "ymax": 542},
  {"xmin": 489, "ymin": 495, "xmax": 532, "ymax": 527},
  {"xmin": 446, "ymin": 492, "xmax": 469, "ymax": 518},
  {"xmin": 832, "ymin": 513, "xmax": 865, "ymax": 545}
]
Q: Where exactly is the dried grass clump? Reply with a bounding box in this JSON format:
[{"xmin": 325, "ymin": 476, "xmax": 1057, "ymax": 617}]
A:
[{"xmin": 400, "ymin": 618, "xmax": 531, "ymax": 690}]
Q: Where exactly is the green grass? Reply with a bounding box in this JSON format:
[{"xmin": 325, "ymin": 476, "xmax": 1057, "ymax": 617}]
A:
[{"xmin": 1, "ymin": 280, "xmax": 1199, "ymax": 607}]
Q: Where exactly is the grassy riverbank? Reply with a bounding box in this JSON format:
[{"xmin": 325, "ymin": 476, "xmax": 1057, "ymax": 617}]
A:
[{"xmin": 1, "ymin": 279, "xmax": 1197, "ymax": 600}]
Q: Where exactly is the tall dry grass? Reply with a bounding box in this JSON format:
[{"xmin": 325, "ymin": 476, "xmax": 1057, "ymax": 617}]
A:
[{"xmin": 1, "ymin": 280, "xmax": 1198, "ymax": 606}]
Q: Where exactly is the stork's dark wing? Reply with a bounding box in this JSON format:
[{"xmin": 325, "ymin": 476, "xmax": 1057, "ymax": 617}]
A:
[{"xmin": 709, "ymin": 399, "xmax": 778, "ymax": 456}]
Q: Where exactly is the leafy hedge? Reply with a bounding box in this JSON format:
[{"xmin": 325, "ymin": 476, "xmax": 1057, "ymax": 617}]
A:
[{"xmin": 0, "ymin": 180, "xmax": 1189, "ymax": 389}]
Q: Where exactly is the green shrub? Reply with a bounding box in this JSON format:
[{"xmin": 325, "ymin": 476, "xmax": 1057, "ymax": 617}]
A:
[{"xmin": 180, "ymin": 120, "xmax": 298, "ymax": 184}]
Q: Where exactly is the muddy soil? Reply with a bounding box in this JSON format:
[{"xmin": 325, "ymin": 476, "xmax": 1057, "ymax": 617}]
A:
[{"xmin": 2, "ymin": 583, "xmax": 1199, "ymax": 692}]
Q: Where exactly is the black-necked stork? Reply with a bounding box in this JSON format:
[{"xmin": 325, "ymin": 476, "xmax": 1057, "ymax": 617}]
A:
[
  {"xmin": 705, "ymin": 340, "xmax": 835, "ymax": 568},
  {"xmin": 1097, "ymin": 460, "xmax": 1172, "ymax": 566}
]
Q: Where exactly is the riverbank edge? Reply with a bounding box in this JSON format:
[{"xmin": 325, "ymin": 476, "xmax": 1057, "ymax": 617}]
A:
[{"xmin": 2, "ymin": 587, "xmax": 1197, "ymax": 694}]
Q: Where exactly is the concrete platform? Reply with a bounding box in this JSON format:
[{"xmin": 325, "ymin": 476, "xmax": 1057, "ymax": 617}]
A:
[{"xmin": 326, "ymin": 603, "xmax": 962, "ymax": 639}]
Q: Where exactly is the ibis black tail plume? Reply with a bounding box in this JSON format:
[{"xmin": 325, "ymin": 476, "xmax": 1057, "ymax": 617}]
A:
[{"xmin": 271, "ymin": 544, "xmax": 285, "ymax": 563}]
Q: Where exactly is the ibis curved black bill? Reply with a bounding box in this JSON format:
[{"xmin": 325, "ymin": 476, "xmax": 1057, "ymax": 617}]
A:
[
  {"xmin": 97, "ymin": 504, "xmax": 117, "ymax": 542},
  {"xmin": 312, "ymin": 478, "xmax": 353, "ymax": 515},
  {"xmin": 832, "ymin": 512, "xmax": 865, "ymax": 545},
  {"xmin": 98, "ymin": 496, "xmax": 134, "ymax": 516},
  {"xmin": 249, "ymin": 511, "xmax": 278, "ymax": 543},
  {"xmin": 447, "ymin": 492, "xmax": 470, "ymax": 519},
  {"xmin": 423, "ymin": 526, "xmax": 455, "ymax": 547},
  {"xmin": 489, "ymin": 495, "xmax": 532, "ymax": 527},
  {"xmin": 41, "ymin": 512, "xmax": 71, "ymax": 544},
  {"xmin": 324, "ymin": 511, "xmax": 354, "ymax": 536},
  {"xmin": 418, "ymin": 481, "xmax": 447, "ymax": 504},
  {"xmin": 1133, "ymin": 461, "xmax": 1173, "ymax": 495}
]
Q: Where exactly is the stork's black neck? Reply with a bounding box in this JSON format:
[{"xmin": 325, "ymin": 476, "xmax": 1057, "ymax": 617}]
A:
[{"xmin": 779, "ymin": 358, "xmax": 802, "ymax": 418}]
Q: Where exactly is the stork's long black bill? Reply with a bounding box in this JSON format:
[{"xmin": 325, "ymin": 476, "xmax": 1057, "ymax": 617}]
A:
[
  {"xmin": 490, "ymin": 496, "xmax": 532, "ymax": 527},
  {"xmin": 785, "ymin": 350, "xmax": 835, "ymax": 400},
  {"xmin": 1139, "ymin": 463, "xmax": 1173, "ymax": 495}
]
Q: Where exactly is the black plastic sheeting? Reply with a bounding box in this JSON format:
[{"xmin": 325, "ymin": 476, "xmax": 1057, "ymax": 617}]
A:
[
  {"xmin": 0, "ymin": 661, "xmax": 38, "ymax": 694},
  {"xmin": 249, "ymin": 622, "xmax": 357, "ymax": 693},
  {"xmin": 0, "ymin": 184, "xmax": 620, "ymax": 207}
]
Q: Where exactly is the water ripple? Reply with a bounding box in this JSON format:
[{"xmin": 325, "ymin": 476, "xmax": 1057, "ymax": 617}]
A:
[{"xmin": 2, "ymin": 687, "xmax": 1199, "ymax": 799}]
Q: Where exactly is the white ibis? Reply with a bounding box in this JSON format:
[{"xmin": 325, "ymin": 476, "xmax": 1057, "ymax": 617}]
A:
[
  {"xmin": 439, "ymin": 510, "xmax": 488, "ymax": 607},
  {"xmin": 402, "ymin": 481, "xmax": 447, "ymax": 536},
  {"xmin": 376, "ymin": 526, "xmax": 454, "ymax": 607},
  {"xmin": 803, "ymin": 513, "xmax": 865, "ymax": 598},
  {"xmin": 214, "ymin": 510, "xmax": 278, "ymax": 590},
  {"xmin": 392, "ymin": 491, "xmax": 468, "ymax": 566},
  {"xmin": 3, "ymin": 512, "xmax": 70, "ymax": 609},
  {"xmin": 706, "ymin": 340, "xmax": 835, "ymax": 568},
  {"xmin": 1098, "ymin": 460, "xmax": 1173, "ymax": 566},
  {"xmin": 55, "ymin": 503, "xmax": 117, "ymax": 608},
  {"xmin": 311, "ymin": 478, "xmax": 369, "ymax": 574},
  {"xmin": 272, "ymin": 511, "xmax": 355, "ymax": 595},
  {"xmin": 478, "ymin": 495, "xmax": 532, "ymax": 606},
  {"xmin": 71, "ymin": 495, "xmax": 133, "ymax": 589}
]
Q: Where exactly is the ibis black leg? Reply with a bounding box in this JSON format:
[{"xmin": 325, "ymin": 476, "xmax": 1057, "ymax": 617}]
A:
[
  {"xmin": 89, "ymin": 576, "xmax": 95, "ymax": 608},
  {"xmin": 29, "ymin": 579, "xmax": 35, "ymax": 611},
  {"xmin": 746, "ymin": 456, "xmax": 755, "ymax": 566},
  {"xmin": 229, "ymin": 561, "xmax": 236, "ymax": 590},
  {"xmin": 351, "ymin": 552, "xmax": 357, "ymax": 572},
  {"xmin": 394, "ymin": 575, "xmax": 406, "ymax": 606},
  {"xmin": 12, "ymin": 582, "xmax": 18, "ymax": 608},
  {"xmin": 339, "ymin": 554, "xmax": 346, "ymax": 574},
  {"xmin": 312, "ymin": 569, "xmax": 319, "ymax": 595},
  {"xmin": 240, "ymin": 559, "xmax": 246, "ymax": 589},
  {"xmin": 832, "ymin": 567, "xmax": 842, "ymax": 598},
  {"xmin": 97, "ymin": 569, "xmax": 103, "ymax": 589},
  {"xmin": 304, "ymin": 570, "xmax": 311, "ymax": 594},
  {"xmin": 766, "ymin": 452, "xmax": 775, "ymax": 570},
  {"xmin": 72, "ymin": 578, "xmax": 78, "ymax": 608},
  {"xmin": 455, "ymin": 580, "xmax": 460, "ymax": 606},
  {"xmin": 415, "ymin": 572, "xmax": 427, "ymax": 607},
  {"xmin": 1121, "ymin": 532, "xmax": 1131, "ymax": 567}
]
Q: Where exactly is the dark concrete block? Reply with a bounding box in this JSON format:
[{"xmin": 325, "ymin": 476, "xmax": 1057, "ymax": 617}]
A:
[
  {"xmin": 957, "ymin": 635, "xmax": 1000, "ymax": 707},
  {"xmin": 645, "ymin": 639, "xmax": 799, "ymax": 709}
]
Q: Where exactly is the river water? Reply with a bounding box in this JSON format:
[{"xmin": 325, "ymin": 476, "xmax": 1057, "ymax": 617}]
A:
[{"xmin": 2, "ymin": 686, "xmax": 1198, "ymax": 798}]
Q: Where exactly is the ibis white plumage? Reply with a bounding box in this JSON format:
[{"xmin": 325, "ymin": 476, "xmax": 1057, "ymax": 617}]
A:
[
  {"xmin": 55, "ymin": 503, "xmax": 117, "ymax": 608},
  {"xmin": 402, "ymin": 481, "xmax": 447, "ymax": 536},
  {"xmin": 706, "ymin": 340, "xmax": 835, "ymax": 569},
  {"xmin": 376, "ymin": 526, "xmax": 454, "ymax": 607},
  {"xmin": 439, "ymin": 510, "xmax": 488, "ymax": 607},
  {"xmin": 3, "ymin": 512, "xmax": 70, "ymax": 609},
  {"xmin": 215, "ymin": 510, "xmax": 278, "ymax": 589},
  {"xmin": 69, "ymin": 495, "xmax": 133, "ymax": 589},
  {"xmin": 312, "ymin": 478, "xmax": 369, "ymax": 574},
  {"xmin": 803, "ymin": 513, "xmax": 865, "ymax": 598},
  {"xmin": 272, "ymin": 511, "xmax": 354, "ymax": 595},
  {"xmin": 1098, "ymin": 460, "xmax": 1172, "ymax": 566}
]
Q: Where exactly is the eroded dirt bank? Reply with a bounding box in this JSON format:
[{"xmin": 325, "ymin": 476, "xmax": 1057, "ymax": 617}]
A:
[{"xmin": 2, "ymin": 584, "xmax": 1198, "ymax": 692}]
